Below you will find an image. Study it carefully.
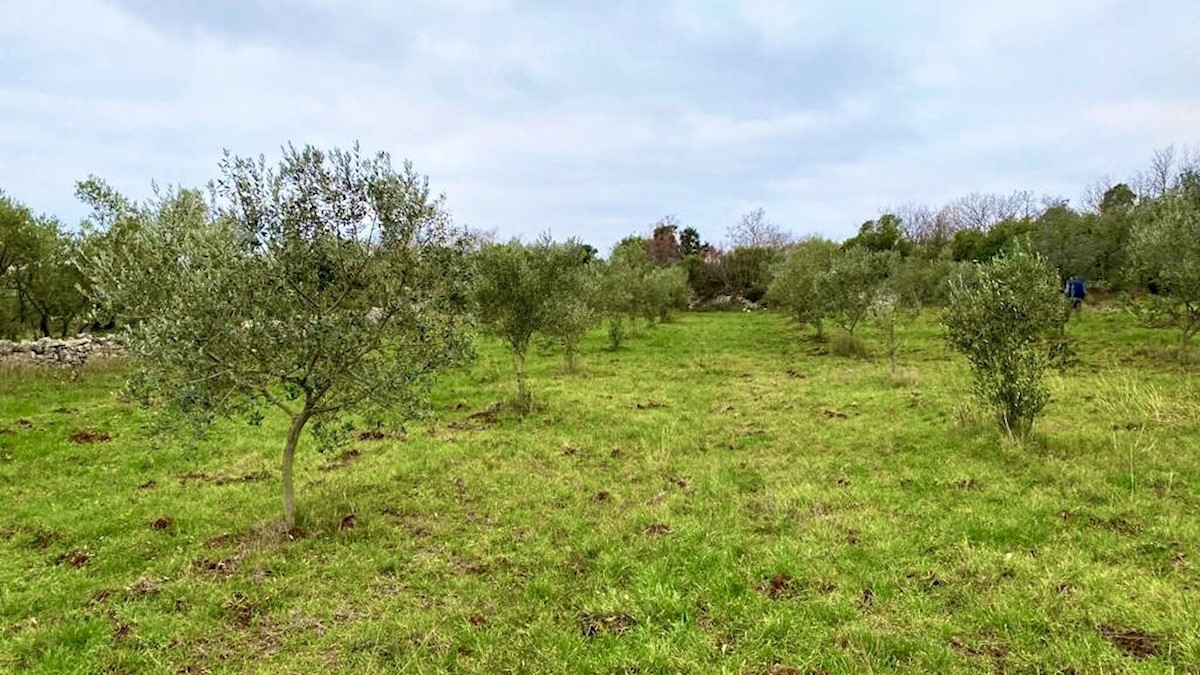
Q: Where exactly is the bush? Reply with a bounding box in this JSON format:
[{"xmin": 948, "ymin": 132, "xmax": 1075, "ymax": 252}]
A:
[
  {"xmin": 943, "ymin": 244, "xmax": 1069, "ymax": 437},
  {"xmin": 689, "ymin": 247, "xmax": 781, "ymax": 303},
  {"xmin": 829, "ymin": 330, "xmax": 869, "ymax": 359}
]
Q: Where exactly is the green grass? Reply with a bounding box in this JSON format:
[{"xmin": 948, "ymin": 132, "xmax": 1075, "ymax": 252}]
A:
[{"xmin": 1, "ymin": 308, "xmax": 1198, "ymax": 673}]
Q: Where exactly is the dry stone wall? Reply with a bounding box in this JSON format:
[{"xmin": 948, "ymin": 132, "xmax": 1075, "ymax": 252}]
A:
[{"xmin": 0, "ymin": 335, "xmax": 122, "ymax": 368}]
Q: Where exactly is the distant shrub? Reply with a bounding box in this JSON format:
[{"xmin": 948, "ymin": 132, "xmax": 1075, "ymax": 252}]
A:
[
  {"xmin": 607, "ymin": 316, "xmax": 625, "ymax": 350},
  {"xmin": 689, "ymin": 247, "xmax": 781, "ymax": 303},
  {"xmin": 830, "ymin": 331, "xmax": 868, "ymax": 359}
]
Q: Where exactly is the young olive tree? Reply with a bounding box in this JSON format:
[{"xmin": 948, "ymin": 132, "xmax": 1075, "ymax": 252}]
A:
[
  {"xmin": 766, "ymin": 237, "xmax": 839, "ymax": 337},
  {"xmin": 1128, "ymin": 171, "xmax": 1200, "ymax": 350},
  {"xmin": 642, "ymin": 266, "xmax": 689, "ymax": 323},
  {"xmin": 80, "ymin": 145, "xmax": 473, "ymax": 530},
  {"xmin": 599, "ymin": 237, "xmax": 652, "ymax": 346},
  {"xmin": 544, "ymin": 244, "xmax": 600, "ymax": 372},
  {"xmin": 472, "ymin": 237, "xmax": 589, "ymax": 411},
  {"xmin": 943, "ymin": 244, "xmax": 1068, "ymax": 437},
  {"xmin": 823, "ymin": 247, "xmax": 892, "ymax": 336}
]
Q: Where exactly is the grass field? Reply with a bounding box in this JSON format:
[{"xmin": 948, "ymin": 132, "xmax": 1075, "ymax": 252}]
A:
[{"xmin": 1, "ymin": 308, "xmax": 1198, "ymax": 673}]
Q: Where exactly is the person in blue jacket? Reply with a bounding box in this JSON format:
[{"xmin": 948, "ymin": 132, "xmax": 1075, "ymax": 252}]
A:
[{"xmin": 1065, "ymin": 277, "xmax": 1086, "ymax": 309}]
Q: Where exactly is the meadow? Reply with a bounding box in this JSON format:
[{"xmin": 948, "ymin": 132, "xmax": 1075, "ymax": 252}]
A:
[{"xmin": 1, "ymin": 307, "xmax": 1197, "ymax": 673}]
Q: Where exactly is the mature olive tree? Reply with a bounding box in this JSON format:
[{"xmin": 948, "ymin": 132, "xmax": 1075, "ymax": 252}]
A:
[
  {"xmin": 0, "ymin": 193, "xmax": 88, "ymax": 338},
  {"xmin": 472, "ymin": 237, "xmax": 590, "ymax": 411},
  {"xmin": 944, "ymin": 244, "xmax": 1068, "ymax": 437},
  {"xmin": 1128, "ymin": 170, "xmax": 1200, "ymax": 350},
  {"xmin": 80, "ymin": 145, "xmax": 473, "ymax": 530}
]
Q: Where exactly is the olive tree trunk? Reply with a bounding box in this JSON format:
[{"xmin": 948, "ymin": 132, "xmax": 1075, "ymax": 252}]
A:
[
  {"xmin": 514, "ymin": 350, "xmax": 531, "ymax": 414},
  {"xmin": 281, "ymin": 409, "xmax": 312, "ymax": 531}
]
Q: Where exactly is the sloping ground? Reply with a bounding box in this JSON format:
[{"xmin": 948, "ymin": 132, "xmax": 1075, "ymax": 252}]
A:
[{"xmin": 1, "ymin": 309, "xmax": 1197, "ymax": 673}]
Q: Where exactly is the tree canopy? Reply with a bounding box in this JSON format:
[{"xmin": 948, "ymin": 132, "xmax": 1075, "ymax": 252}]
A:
[{"xmin": 80, "ymin": 145, "xmax": 473, "ymax": 529}]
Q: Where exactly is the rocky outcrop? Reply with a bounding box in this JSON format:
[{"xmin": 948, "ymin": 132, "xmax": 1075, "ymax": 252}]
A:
[
  {"xmin": 0, "ymin": 335, "xmax": 122, "ymax": 368},
  {"xmin": 690, "ymin": 295, "xmax": 761, "ymax": 311}
]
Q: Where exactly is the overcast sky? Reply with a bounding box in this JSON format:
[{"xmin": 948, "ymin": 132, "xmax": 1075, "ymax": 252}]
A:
[{"xmin": 2, "ymin": 0, "xmax": 1198, "ymax": 250}]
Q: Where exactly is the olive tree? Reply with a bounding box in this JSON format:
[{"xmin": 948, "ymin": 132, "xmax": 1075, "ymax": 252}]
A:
[
  {"xmin": 80, "ymin": 145, "xmax": 473, "ymax": 530},
  {"xmin": 766, "ymin": 237, "xmax": 839, "ymax": 337},
  {"xmin": 0, "ymin": 193, "xmax": 88, "ymax": 338},
  {"xmin": 472, "ymin": 237, "xmax": 589, "ymax": 410},
  {"xmin": 598, "ymin": 237, "xmax": 652, "ymax": 346},
  {"xmin": 1128, "ymin": 171, "xmax": 1200, "ymax": 350},
  {"xmin": 823, "ymin": 247, "xmax": 892, "ymax": 336},
  {"xmin": 641, "ymin": 266, "xmax": 688, "ymax": 323},
  {"xmin": 943, "ymin": 244, "xmax": 1068, "ymax": 437},
  {"xmin": 544, "ymin": 244, "xmax": 600, "ymax": 372}
]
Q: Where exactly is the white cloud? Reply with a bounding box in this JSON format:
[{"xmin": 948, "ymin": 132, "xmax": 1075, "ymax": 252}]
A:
[{"xmin": 1, "ymin": 0, "xmax": 1198, "ymax": 249}]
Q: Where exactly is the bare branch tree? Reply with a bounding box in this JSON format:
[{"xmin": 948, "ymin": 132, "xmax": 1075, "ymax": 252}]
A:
[{"xmin": 727, "ymin": 208, "xmax": 792, "ymax": 249}]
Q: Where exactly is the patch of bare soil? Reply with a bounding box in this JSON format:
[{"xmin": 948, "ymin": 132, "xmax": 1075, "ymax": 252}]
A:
[
  {"xmin": 954, "ymin": 478, "xmax": 982, "ymax": 490},
  {"xmin": 213, "ymin": 470, "xmax": 269, "ymax": 486},
  {"xmin": 26, "ymin": 527, "xmax": 59, "ymax": 549},
  {"xmin": 179, "ymin": 469, "xmax": 271, "ymax": 486},
  {"xmin": 68, "ymin": 430, "xmax": 111, "ymax": 443},
  {"xmin": 179, "ymin": 471, "xmax": 209, "ymax": 485},
  {"xmin": 593, "ymin": 490, "xmax": 612, "ymax": 502},
  {"xmin": 857, "ymin": 587, "xmax": 875, "ymax": 611},
  {"xmin": 339, "ymin": 514, "xmax": 357, "ymax": 531},
  {"xmin": 579, "ymin": 612, "xmax": 637, "ymax": 637},
  {"xmin": 1100, "ymin": 625, "xmax": 1159, "ymax": 659},
  {"xmin": 222, "ymin": 593, "xmax": 256, "ymax": 628},
  {"xmin": 822, "ymin": 409, "xmax": 847, "ymax": 419},
  {"xmin": 56, "ymin": 549, "xmax": 90, "ymax": 568},
  {"xmin": 762, "ymin": 573, "xmax": 794, "ymax": 600},
  {"xmin": 150, "ymin": 517, "xmax": 173, "ymax": 531},
  {"xmin": 643, "ymin": 523, "xmax": 671, "ymax": 537},
  {"xmin": 634, "ymin": 401, "xmax": 667, "ymax": 410},
  {"xmin": 448, "ymin": 403, "xmax": 502, "ymax": 431},
  {"xmin": 320, "ymin": 447, "xmax": 363, "ymax": 471},
  {"xmin": 357, "ymin": 429, "xmax": 404, "ymax": 441},
  {"xmin": 109, "ymin": 611, "xmax": 135, "ymax": 641},
  {"xmin": 667, "ymin": 476, "xmax": 693, "ymax": 493},
  {"xmin": 904, "ymin": 571, "xmax": 943, "ymax": 590},
  {"xmin": 125, "ymin": 576, "xmax": 161, "ymax": 597},
  {"xmin": 468, "ymin": 613, "xmax": 486, "ymax": 626},
  {"xmin": 1057, "ymin": 510, "xmax": 1143, "ymax": 535},
  {"xmin": 204, "ymin": 533, "xmax": 236, "ymax": 549},
  {"xmin": 949, "ymin": 640, "xmax": 1009, "ymax": 669},
  {"xmin": 193, "ymin": 551, "xmax": 245, "ymax": 579}
]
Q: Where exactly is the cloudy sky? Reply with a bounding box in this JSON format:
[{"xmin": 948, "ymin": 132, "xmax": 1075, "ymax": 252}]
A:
[{"xmin": 2, "ymin": 0, "xmax": 1198, "ymax": 249}]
